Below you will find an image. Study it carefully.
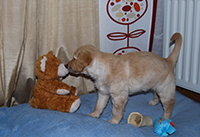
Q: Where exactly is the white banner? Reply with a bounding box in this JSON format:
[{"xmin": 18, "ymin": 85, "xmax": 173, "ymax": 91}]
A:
[{"xmin": 99, "ymin": 0, "xmax": 157, "ymax": 55}]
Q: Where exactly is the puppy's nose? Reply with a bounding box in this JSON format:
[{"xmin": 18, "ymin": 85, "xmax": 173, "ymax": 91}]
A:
[{"xmin": 65, "ymin": 64, "xmax": 68, "ymax": 69}]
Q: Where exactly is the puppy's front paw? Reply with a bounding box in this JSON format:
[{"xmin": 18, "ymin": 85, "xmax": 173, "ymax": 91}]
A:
[
  {"xmin": 108, "ymin": 118, "xmax": 120, "ymax": 124},
  {"xmin": 87, "ymin": 112, "xmax": 100, "ymax": 118},
  {"xmin": 57, "ymin": 89, "xmax": 70, "ymax": 95}
]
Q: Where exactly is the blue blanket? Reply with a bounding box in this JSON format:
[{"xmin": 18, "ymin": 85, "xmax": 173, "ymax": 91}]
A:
[{"xmin": 0, "ymin": 91, "xmax": 200, "ymax": 137}]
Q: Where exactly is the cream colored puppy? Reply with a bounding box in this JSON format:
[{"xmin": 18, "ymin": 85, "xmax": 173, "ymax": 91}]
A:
[{"xmin": 67, "ymin": 33, "xmax": 182, "ymax": 124}]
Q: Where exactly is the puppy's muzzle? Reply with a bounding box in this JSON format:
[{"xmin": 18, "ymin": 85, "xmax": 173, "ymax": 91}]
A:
[{"xmin": 65, "ymin": 63, "xmax": 78, "ymax": 74}]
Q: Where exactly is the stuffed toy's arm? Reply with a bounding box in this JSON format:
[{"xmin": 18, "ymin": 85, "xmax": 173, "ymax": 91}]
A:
[
  {"xmin": 39, "ymin": 79, "xmax": 72, "ymax": 95},
  {"xmin": 57, "ymin": 86, "xmax": 78, "ymax": 95},
  {"xmin": 56, "ymin": 89, "xmax": 70, "ymax": 95}
]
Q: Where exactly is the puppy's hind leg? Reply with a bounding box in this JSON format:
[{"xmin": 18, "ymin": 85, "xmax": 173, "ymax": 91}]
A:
[
  {"xmin": 159, "ymin": 88, "xmax": 175, "ymax": 119},
  {"xmin": 88, "ymin": 92, "xmax": 110, "ymax": 118},
  {"xmin": 148, "ymin": 91, "xmax": 160, "ymax": 106}
]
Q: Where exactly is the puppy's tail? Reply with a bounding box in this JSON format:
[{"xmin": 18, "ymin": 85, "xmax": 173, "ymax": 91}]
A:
[{"xmin": 167, "ymin": 33, "xmax": 183, "ymax": 67}]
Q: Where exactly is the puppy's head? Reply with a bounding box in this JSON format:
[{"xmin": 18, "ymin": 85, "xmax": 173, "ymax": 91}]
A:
[{"xmin": 68, "ymin": 45, "xmax": 94, "ymax": 74}]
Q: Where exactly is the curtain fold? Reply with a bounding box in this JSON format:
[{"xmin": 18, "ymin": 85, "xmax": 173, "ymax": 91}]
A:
[
  {"xmin": 0, "ymin": 0, "xmax": 5, "ymax": 106},
  {"xmin": 0, "ymin": 0, "xmax": 99, "ymax": 107}
]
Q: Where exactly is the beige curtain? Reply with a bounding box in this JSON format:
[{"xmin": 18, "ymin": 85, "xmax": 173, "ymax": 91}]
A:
[{"xmin": 0, "ymin": 0, "xmax": 99, "ymax": 107}]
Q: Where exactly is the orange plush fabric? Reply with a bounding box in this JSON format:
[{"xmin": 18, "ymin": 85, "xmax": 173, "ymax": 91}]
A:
[{"xmin": 30, "ymin": 51, "xmax": 81, "ymax": 113}]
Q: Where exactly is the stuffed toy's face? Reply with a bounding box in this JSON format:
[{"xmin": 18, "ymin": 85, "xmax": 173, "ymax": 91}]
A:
[{"xmin": 35, "ymin": 51, "xmax": 69, "ymax": 79}]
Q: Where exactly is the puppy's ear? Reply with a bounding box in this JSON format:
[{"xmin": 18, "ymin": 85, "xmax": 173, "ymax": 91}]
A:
[{"xmin": 76, "ymin": 51, "xmax": 92, "ymax": 72}]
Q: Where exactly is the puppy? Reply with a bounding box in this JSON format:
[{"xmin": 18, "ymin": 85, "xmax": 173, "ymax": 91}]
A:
[{"xmin": 67, "ymin": 33, "xmax": 182, "ymax": 124}]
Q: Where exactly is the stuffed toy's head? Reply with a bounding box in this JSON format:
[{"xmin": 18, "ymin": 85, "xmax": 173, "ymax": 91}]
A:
[
  {"xmin": 30, "ymin": 51, "xmax": 81, "ymax": 113},
  {"xmin": 35, "ymin": 51, "xmax": 69, "ymax": 80}
]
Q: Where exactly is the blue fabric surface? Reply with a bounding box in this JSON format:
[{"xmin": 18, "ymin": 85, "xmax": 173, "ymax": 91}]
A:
[{"xmin": 0, "ymin": 91, "xmax": 200, "ymax": 137}]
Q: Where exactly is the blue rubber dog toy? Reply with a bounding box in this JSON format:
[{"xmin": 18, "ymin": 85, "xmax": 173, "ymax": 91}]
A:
[{"xmin": 153, "ymin": 117, "xmax": 175, "ymax": 137}]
